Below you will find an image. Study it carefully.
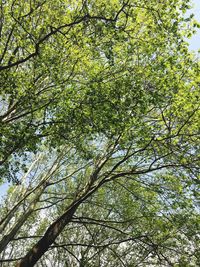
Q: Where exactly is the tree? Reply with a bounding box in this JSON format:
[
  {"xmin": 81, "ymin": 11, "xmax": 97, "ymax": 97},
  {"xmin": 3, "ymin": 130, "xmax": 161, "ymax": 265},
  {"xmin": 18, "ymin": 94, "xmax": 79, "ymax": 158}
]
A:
[{"xmin": 0, "ymin": 0, "xmax": 199, "ymax": 266}]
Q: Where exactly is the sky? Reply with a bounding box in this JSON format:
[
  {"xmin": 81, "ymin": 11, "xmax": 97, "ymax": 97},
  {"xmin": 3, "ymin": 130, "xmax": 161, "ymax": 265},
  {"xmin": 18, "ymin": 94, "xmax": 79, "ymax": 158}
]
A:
[
  {"xmin": 188, "ymin": 0, "xmax": 200, "ymax": 51},
  {"xmin": 0, "ymin": 1, "xmax": 200, "ymax": 200}
]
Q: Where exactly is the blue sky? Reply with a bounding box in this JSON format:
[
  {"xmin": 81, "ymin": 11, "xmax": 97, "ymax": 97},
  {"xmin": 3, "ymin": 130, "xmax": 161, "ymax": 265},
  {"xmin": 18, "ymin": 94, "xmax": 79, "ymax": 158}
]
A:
[{"xmin": 189, "ymin": 0, "xmax": 200, "ymax": 51}]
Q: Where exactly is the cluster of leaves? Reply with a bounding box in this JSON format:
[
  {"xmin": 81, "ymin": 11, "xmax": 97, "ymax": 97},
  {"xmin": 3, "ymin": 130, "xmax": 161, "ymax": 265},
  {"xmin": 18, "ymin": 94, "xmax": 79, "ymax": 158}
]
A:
[{"xmin": 0, "ymin": 0, "xmax": 199, "ymax": 178}]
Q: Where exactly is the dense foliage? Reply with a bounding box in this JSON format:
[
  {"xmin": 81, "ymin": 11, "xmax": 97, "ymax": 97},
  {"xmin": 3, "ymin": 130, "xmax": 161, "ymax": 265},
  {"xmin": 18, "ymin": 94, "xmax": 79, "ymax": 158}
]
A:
[{"xmin": 0, "ymin": 0, "xmax": 199, "ymax": 266}]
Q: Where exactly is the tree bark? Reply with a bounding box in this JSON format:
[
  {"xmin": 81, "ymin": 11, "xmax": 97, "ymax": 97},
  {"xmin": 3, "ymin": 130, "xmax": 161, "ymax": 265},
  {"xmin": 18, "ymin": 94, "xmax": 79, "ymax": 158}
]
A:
[{"xmin": 16, "ymin": 202, "xmax": 78, "ymax": 267}]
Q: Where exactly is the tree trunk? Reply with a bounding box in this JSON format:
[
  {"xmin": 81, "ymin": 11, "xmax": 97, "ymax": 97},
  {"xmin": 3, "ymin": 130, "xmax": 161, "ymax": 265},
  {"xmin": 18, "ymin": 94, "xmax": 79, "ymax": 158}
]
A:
[{"xmin": 16, "ymin": 202, "xmax": 78, "ymax": 267}]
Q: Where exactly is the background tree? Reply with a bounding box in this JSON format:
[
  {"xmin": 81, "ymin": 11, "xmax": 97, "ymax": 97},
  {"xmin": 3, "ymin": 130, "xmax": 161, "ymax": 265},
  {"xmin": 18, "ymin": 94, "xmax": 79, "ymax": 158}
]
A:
[
  {"xmin": 0, "ymin": 0, "xmax": 199, "ymax": 266},
  {"xmin": 0, "ymin": 138, "xmax": 199, "ymax": 266}
]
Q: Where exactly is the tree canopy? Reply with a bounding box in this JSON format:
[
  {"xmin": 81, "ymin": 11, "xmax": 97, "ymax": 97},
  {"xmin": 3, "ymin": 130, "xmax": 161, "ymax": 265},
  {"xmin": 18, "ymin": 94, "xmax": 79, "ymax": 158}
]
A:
[{"xmin": 0, "ymin": 0, "xmax": 199, "ymax": 266}]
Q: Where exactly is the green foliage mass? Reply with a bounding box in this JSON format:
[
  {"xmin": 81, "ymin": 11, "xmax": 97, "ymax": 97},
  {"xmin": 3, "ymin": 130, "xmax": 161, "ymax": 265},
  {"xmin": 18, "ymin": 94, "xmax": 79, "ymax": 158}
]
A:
[
  {"xmin": 0, "ymin": 1, "xmax": 199, "ymax": 266},
  {"xmin": 0, "ymin": 0, "xmax": 199, "ymax": 182}
]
